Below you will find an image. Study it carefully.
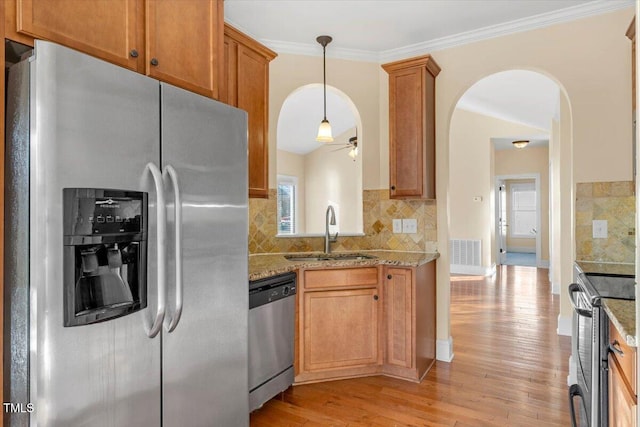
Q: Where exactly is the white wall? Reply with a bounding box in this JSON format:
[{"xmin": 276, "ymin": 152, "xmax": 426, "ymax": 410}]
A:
[
  {"xmin": 449, "ymin": 108, "xmax": 548, "ymax": 269},
  {"xmin": 304, "ymin": 129, "xmax": 363, "ymax": 234}
]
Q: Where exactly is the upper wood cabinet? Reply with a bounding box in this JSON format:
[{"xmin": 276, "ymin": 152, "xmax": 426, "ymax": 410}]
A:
[
  {"xmin": 222, "ymin": 24, "xmax": 277, "ymax": 198},
  {"xmin": 382, "ymin": 55, "xmax": 440, "ymax": 199},
  {"xmin": 10, "ymin": 0, "xmax": 144, "ymax": 71},
  {"xmin": 146, "ymin": 0, "xmax": 223, "ymax": 98},
  {"xmin": 8, "ymin": 0, "xmax": 224, "ymax": 99}
]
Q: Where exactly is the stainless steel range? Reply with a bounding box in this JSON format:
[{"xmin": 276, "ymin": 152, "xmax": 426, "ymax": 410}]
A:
[{"xmin": 568, "ymin": 264, "xmax": 636, "ymax": 427}]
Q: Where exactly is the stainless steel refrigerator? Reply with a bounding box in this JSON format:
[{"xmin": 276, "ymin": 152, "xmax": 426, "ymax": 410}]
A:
[{"xmin": 4, "ymin": 41, "xmax": 249, "ymax": 426}]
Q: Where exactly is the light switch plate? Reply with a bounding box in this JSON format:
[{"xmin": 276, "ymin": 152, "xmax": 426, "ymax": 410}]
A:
[
  {"xmin": 402, "ymin": 218, "xmax": 418, "ymax": 234},
  {"xmin": 392, "ymin": 219, "xmax": 402, "ymax": 234},
  {"xmin": 593, "ymin": 220, "xmax": 608, "ymax": 239}
]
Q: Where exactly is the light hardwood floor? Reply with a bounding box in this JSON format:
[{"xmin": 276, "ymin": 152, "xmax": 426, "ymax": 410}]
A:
[{"xmin": 250, "ymin": 265, "xmax": 571, "ymax": 426}]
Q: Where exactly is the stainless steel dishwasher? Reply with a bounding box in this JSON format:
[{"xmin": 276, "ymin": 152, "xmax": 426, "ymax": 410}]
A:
[{"xmin": 248, "ymin": 271, "xmax": 296, "ymax": 412}]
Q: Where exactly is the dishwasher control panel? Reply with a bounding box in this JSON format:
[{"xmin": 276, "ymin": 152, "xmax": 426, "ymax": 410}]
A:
[{"xmin": 249, "ymin": 272, "xmax": 297, "ymax": 309}]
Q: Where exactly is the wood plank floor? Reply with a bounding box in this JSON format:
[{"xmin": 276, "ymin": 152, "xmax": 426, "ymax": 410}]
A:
[{"xmin": 250, "ymin": 265, "xmax": 571, "ymax": 426}]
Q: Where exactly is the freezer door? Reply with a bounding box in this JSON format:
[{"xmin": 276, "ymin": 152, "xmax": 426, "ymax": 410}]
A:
[
  {"xmin": 160, "ymin": 83, "xmax": 249, "ymax": 426},
  {"xmin": 25, "ymin": 41, "xmax": 162, "ymax": 426}
]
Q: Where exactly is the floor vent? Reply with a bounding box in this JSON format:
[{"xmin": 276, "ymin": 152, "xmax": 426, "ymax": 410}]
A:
[{"xmin": 450, "ymin": 239, "xmax": 482, "ymax": 267}]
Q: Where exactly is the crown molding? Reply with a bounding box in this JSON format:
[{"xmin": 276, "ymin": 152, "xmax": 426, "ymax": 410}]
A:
[
  {"xmin": 226, "ymin": 0, "xmax": 634, "ymax": 63},
  {"xmin": 379, "ymin": 0, "xmax": 634, "ymax": 62}
]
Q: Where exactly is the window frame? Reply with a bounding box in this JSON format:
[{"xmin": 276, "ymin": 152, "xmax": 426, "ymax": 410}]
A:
[
  {"xmin": 277, "ymin": 175, "xmax": 298, "ymax": 235},
  {"xmin": 509, "ymin": 182, "xmax": 537, "ymax": 239}
]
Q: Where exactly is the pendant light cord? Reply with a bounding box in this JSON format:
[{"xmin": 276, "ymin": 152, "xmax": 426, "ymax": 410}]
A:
[{"xmin": 322, "ymin": 43, "xmax": 327, "ymax": 120}]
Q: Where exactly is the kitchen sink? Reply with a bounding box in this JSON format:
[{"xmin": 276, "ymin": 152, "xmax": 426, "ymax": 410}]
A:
[{"xmin": 284, "ymin": 253, "xmax": 377, "ymax": 262}]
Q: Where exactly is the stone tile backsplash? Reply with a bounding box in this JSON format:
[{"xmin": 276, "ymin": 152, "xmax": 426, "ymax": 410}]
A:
[
  {"xmin": 575, "ymin": 181, "xmax": 635, "ymax": 263},
  {"xmin": 249, "ymin": 189, "xmax": 438, "ymax": 254}
]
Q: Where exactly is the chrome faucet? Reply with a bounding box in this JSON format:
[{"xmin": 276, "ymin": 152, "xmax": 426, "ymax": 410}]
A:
[{"xmin": 324, "ymin": 205, "xmax": 338, "ymax": 253}]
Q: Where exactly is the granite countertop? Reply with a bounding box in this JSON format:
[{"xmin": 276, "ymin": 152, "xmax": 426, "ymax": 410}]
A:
[
  {"xmin": 575, "ymin": 260, "xmax": 635, "ymax": 277},
  {"xmin": 603, "ymin": 298, "xmax": 636, "ymax": 347},
  {"xmin": 249, "ymin": 250, "xmax": 439, "ymax": 281}
]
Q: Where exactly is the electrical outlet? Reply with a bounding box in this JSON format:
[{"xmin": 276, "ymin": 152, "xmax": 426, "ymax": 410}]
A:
[
  {"xmin": 593, "ymin": 220, "xmax": 608, "ymax": 239},
  {"xmin": 392, "ymin": 219, "xmax": 402, "ymax": 233},
  {"xmin": 402, "ymin": 218, "xmax": 418, "ymax": 234}
]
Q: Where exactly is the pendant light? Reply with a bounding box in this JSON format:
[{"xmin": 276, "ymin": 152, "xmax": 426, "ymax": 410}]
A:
[{"xmin": 316, "ymin": 35, "xmax": 333, "ymax": 142}]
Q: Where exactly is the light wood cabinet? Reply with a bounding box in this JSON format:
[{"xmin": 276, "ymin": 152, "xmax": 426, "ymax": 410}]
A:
[
  {"xmin": 146, "ymin": 0, "xmax": 224, "ymax": 98},
  {"xmin": 608, "ymin": 320, "xmax": 637, "ymax": 427},
  {"xmin": 295, "ymin": 261, "xmax": 437, "ymax": 385},
  {"xmin": 383, "ymin": 262, "xmax": 436, "ymax": 381},
  {"xmin": 382, "ymin": 55, "xmax": 440, "ymax": 199},
  {"xmin": 222, "ymin": 24, "xmax": 276, "ymax": 198},
  {"xmin": 8, "ymin": 0, "xmax": 223, "ymax": 99},
  {"xmin": 296, "ymin": 267, "xmax": 382, "ymax": 383},
  {"xmin": 9, "ymin": 0, "xmax": 144, "ymax": 71}
]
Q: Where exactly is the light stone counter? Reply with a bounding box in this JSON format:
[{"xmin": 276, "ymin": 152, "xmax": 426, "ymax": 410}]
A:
[
  {"xmin": 603, "ymin": 298, "xmax": 636, "ymax": 347},
  {"xmin": 249, "ymin": 250, "xmax": 439, "ymax": 282}
]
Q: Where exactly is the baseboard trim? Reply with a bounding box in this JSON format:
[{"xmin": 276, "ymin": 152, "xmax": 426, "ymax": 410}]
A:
[
  {"xmin": 538, "ymin": 259, "xmax": 550, "ymax": 268},
  {"xmin": 551, "ymin": 279, "xmax": 560, "ymax": 295},
  {"xmin": 557, "ymin": 314, "xmax": 572, "ymax": 336},
  {"xmin": 450, "ymin": 263, "xmax": 496, "ymax": 277},
  {"xmin": 436, "ymin": 337, "xmax": 454, "ymax": 362}
]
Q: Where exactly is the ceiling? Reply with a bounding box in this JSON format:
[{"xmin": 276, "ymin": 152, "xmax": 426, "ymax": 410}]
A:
[
  {"xmin": 226, "ymin": 0, "xmax": 633, "ymax": 152},
  {"xmin": 225, "ymin": 0, "xmax": 632, "ymax": 62}
]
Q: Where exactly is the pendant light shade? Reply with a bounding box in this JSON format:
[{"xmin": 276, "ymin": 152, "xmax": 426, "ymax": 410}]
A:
[
  {"xmin": 317, "ymin": 119, "xmax": 333, "ymax": 142},
  {"xmin": 316, "ymin": 35, "xmax": 333, "ymax": 142}
]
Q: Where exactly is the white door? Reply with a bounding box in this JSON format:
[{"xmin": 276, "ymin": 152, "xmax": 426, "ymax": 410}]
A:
[{"xmin": 497, "ymin": 182, "xmax": 508, "ymax": 265}]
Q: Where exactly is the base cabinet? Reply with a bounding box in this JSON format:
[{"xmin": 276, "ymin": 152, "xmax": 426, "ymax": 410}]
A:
[
  {"xmin": 609, "ymin": 356, "xmax": 637, "ymax": 427},
  {"xmin": 383, "ymin": 263, "xmax": 436, "ymax": 381},
  {"xmin": 608, "ymin": 319, "xmax": 637, "ymax": 427},
  {"xmin": 295, "ymin": 262, "xmax": 436, "ymax": 384},
  {"xmin": 295, "ymin": 267, "xmax": 382, "ymax": 383}
]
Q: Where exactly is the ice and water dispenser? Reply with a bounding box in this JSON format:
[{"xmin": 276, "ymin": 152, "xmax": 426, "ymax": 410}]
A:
[{"xmin": 63, "ymin": 188, "xmax": 148, "ymax": 326}]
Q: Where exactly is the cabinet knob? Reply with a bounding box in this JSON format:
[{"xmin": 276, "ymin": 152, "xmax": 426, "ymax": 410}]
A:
[
  {"xmin": 391, "ymin": 185, "xmax": 396, "ymax": 191},
  {"xmin": 150, "ymin": 58, "xmax": 159, "ymax": 66},
  {"xmin": 373, "ymin": 295, "xmax": 379, "ymax": 301},
  {"xmin": 129, "ymin": 49, "xmax": 139, "ymax": 58},
  {"xmin": 387, "ymin": 274, "xmax": 392, "ymax": 280}
]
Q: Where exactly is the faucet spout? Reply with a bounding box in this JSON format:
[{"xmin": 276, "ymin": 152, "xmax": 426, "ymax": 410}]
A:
[{"xmin": 324, "ymin": 205, "xmax": 337, "ymax": 253}]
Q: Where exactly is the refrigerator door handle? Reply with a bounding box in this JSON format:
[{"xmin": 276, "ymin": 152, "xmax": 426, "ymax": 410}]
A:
[
  {"xmin": 163, "ymin": 164, "xmax": 183, "ymax": 332},
  {"xmin": 146, "ymin": 162, "xmax": 166, "ymax": 338}
]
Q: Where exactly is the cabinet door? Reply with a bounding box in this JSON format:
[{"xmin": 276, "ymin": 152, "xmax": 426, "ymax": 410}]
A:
[
  {"xmin": 388, "ymin": 67, "xmax": 426, "ymax": 198},
  {"xmin": 384, "ymin": 268, "xmax": 413, "ymax": 368},
  {"xmin": 146, "ymin": 0, "xmax": 223, "ymax": 99},
  {"xmin": 237, "ymin": 44, "xmax": 270, "ymax": 198},
  {"xmin": 303, "ymin": 288, "xmax": 379, "ymax": 372},
  {"xmin": 609, "ymin": 355, "xmax": 637, "ymax": 427},
  {"xmin": 15, "ymin": 0, "xmax": 143, "ymax": 71}
]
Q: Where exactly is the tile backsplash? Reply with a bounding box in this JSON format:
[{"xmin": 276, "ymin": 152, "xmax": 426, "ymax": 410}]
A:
[
  {"xmin": 249, "ymin": 190, "xmax": 438, "ymax": 254},
  {"xmin": 575, "ymin": 181, "xmax": 635, "ymax": 263}
]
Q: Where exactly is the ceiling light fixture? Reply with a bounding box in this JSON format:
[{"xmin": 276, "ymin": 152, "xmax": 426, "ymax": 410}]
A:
[
  {"xmin": 512, "ymin": 140, "xmax": 529, "ymax": 149},
  {"xmin": 316, "ymin": 35, "xmax": 333, "ymax": 142},
  {"xmin": 348, "ymin": 135, "xmax": 358, "ymax": 160}
]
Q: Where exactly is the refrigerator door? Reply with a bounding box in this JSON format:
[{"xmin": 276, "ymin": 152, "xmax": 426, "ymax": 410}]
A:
[
  {"xmin": 27, "ymin": 41, "xmax": 162, "ymax": 426},
  {"xmin": 160, "ymin": 83, "xmax": 249, "ymax": 426}
]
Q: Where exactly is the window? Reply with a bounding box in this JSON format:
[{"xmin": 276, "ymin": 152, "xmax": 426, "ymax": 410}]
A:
[
  {"xmin": 277, "ymin": 175, "xmax": 297, "ymax": 235},
  {"xmin": 510, "ymin": 182, "xmax": 536, "ymax": 238}
]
